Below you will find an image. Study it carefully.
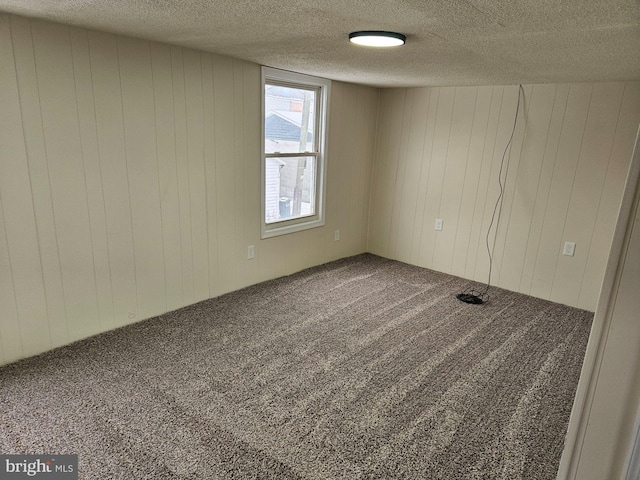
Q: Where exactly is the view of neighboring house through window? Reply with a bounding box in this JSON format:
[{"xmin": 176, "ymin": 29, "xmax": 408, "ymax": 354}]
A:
[{"xmin": 261, "ymin": 67, "xmax": 330, "ymax": 238}]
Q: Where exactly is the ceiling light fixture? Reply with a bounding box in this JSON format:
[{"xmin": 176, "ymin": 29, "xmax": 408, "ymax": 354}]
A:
[{"xmin": 349, "ymin": 31, "xmax": 406, "ymax": 47}]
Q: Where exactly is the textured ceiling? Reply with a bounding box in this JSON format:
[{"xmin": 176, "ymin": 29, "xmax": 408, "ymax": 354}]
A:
[{"xmin": 1, "ymin": 0, "xmax": 639, "ymax": 87}]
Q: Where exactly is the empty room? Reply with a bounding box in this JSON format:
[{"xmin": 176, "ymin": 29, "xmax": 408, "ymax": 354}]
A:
[{"xmin": 1, "ymin": 1, "xmax": 639, "ymax": 479}]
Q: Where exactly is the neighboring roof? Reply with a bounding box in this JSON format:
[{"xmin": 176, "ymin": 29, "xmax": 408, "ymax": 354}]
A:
[{"xmin": 265, "ymin": 111, "xmax": 313, "ymax": 143}]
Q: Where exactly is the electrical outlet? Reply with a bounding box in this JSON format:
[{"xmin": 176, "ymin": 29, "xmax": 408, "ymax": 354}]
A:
[
  {"xmin": 563, "ymin": 241, "xmax": 576, "ymax": 257},
  {"xmin": 248, "ymin": 245, "xmax": 255, "ymax": 259},
  {"xmin": 435, "ymin": 219, "xmax": 443, "ymax": 231},
  {"xmin": 334, "ymin": 229, "xmax": 340, "ymax": 241}
]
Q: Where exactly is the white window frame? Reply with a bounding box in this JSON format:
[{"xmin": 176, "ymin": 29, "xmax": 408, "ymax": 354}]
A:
[{"xmin": 261, "ymin": 67, "xmax": 330, "ymax": 239}]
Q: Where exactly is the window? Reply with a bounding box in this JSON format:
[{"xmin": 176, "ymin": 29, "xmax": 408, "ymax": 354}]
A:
[{"xmin": 261, "ymin": 67, "xmax": 330, "ymax": 238}]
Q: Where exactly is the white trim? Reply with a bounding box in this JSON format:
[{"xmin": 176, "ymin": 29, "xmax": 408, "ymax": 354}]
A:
[
  {"xmin": 625, "ymin": 410, "xmax": 640, "ymax": 480},
  {"xmin": 557, "ymin": 125, "xmax": 640, "ymax": 480},
  {"xmin": 261, "ymin": 67, "xmax": 330, "ymax": 239}
]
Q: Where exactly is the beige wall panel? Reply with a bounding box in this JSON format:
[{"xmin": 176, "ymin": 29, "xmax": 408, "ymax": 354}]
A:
[
  {"xmin": 519, "ymin": 85, "xmax": 570, "ymax": 295},
  {"xmin": 352, "ymin": 86, "xmax": 378, "ymax": 255},
  {"xmin": 258, "ymin": 237, "xmax": 291, "ymax": 283},
  {"xmin": 32, "ymin": 20, "xmax": 100, "ymax": 342},
  {"xmin": 32, "ymin": 20, "xmax": 99, "ymax": 343},
  {"xmin": 149, "ymin": 42, "xmax": 183, "ymax": 312},
  {"xmin": 370, "ymin": 82, "xmax": 639, "ymax": 310},
  {"xmin": 498, "ymin": 84, "xmax": 556, "ymax": 290},
  {"xmin": 183, "ymin": 49, "xmax": 210, "ymax": 303},
  {"xmin": 241, "ymin": 62, "xmax": 261, "ymax": 285},
  {"xmin": 450, "ymin": 86, "xmax": 493, "ymax": 278},
  {"xmin": 358, "ymin": 87, "xmax": 378, "ymax": 252},
  {"xmin": 328, "ymin": 81, "xmax": 370, "ymax": 262},
  {"xmin": 387, "ymin": 90, "xmax": 415, "ymax": 258},
  {"xmin": 433, "ymin": 87, "xmax": 478, "ymax": 273},
  {"xmin": 417, "ymin": 88, "xmax": 455, "ymax": 268},
  {"xmin": 212, "ymin": 54, "xmax": 240, "ymax": 293},
  {"xmin": 87, "ymin": 30, "xmax": 138, "ymax": 326},
  {"xmin": 117, "ymin": 36, "xmax": 167, "ymax": 321},
  {"xmin": 0, "ymin": 15, "xmax": 50, "ymax": 357},
  {"xmin": 487, "ymin": 86, "xmax": 526, "ymax": 289},
  {"xmin": 9, "ymin": 16, "xmax": 69, "ymax": 344},
  {"xmin": 551, "ymin": 83, "xmax": 625, "ymax": 307},
  {"xmin": 1, "ymin": 13, "xmax": 376, "ymax": 365},
  {"xmin": 531, "ymin": 85, "xmax": 595, "ymax": 302},
  {"xmin": 201, "ymin": 54, "xmax": 220, "ymax": 298},
  {"xmin": 369, "ymin": 89, "xmax": 405, "ymax": 255},
  {"xmin": 228, "ymin": 60, "xmax": 251, "ymax": 286},
  {"xmin": 70, "ymin": 27, "xmax": 115, "ymax": 333},
  {"xmin": 529, "ymin": 84, "xmax": 593, "ymax": 301},
  {"xmin": 169, "ymin": 46, "xmax": 196, "ymax": 305},
  {"xmin": 232, "ymin": 61, "xmax": 249, "ymax": 287},
  {"xmin": 579, "ymin": 84, "xmax": 640, "ymax": 309},
  {"xmin": 327, "ymin": 80, "xmax": 346, "ymax": 258},
  {"xmin": 410, "ymin": 88, "xmax": 439, "ymax": 264},
  {"xmin": 394, "ymin": 88, "xmax": 429, "ymax": 263},
  {"xmin": 466, "ymin": 87, "xmax": 505, "ymax": 281},
  {"xmin": 0, "ymin": 202, "xmax": 22, "ymax": 363}
]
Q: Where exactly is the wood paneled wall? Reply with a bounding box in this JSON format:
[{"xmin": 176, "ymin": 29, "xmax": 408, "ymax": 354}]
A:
[
  {"xmin": 368, "ymin": 83, "xmax": 640, "ymax": 311},
  {"xmin": 0, "ymin": 13, "xmax": 378, "ymax": 366},
  {"xmin": 2, "ymin": 12, "xmax": 639, "ymax": 366}
]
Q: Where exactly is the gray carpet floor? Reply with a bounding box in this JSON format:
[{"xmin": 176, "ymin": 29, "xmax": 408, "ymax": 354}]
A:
[{"xmin": 0, "ymin": 254, "xmax": 593, "ymax": 479}]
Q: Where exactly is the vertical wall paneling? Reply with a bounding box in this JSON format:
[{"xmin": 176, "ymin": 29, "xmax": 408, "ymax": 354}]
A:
[
  {"xmin": 0, "ymin": 199, "xmax": 22, "ymax": 364},
  {"xmin": 88, "ymin": 31, "xmax": 138, "ymax": 327},
  {"xmin": 328, "ymin": 80, "xmax": 348, "ymax": 262},
  {"xmin": 433, "ymin": 86, "xmax": 478, "ymax": 273},
  {"xmin": 210, "ymin": 55, "xmax": 236, "ymax": 289},
  {"xmin": 70, "ymin": 27, "xmax": 115, "ymax": 333},
  {"xmin": 183, "ymin": 49, "xmax": 209, "ymax": 303},
  {"xmin": 241, "ymin": 62, "xmax": 261, "ymax": 284},
  {"xmin": 551, "ymin": 84, "xmax": 624, "ymax": 308},
  {"xmin": 170, "ymin": 46, "xmax": 195, "ymax": 306},
  {"xmin": 467, "ymin": 86, "xmax": 504, "ymax": 282},
  {"xmin": 356, "ymin": 87, "xmax": 377, "ymax": 254},
  {"xmin": 327, "ymin": 79, "xmax": 344, "ymax": 261},
  {"xmin": 352, "ymin": 86, "xmax": 377, "ymax": 256},
  {"xmin": 578, "ymin": 83, "xmax": 640, "ymax": 308},
  {"xmin": 369, "ymin": 89, "xmax": 404, "ymax": 255},
  {"xmin": 551, "ymin": 83, "xmax": 625, "ymax": 306},
  {"xmin": 488, "ymin": 85, "xmax": 527, "ymax": 289},
  {"xmin": 387, "ymin": 89, "xmax": 414, "ymax": 258},
  {"xmin": 450, "ymin": 86, "xmax": 492, "ymax": 278},
  {"xmin": 232, "ymin": 60, "xmax": 247, "ymax": 285},
  {"xmin": 201, "ymin": 53, "xmax": 219, "ymax": 298},
  {"xmin": 32, "ymin": 20, "xmax": 100, "ymax": 343},
  {"xmin": 46, "ymin": 26, "xmax": 99, "ymax": 341},
  {"xmin": 118, "ymin": 36, "xmax": 166, "ymax": 321},
  {"xmin": 410, "ymin": 88, "xmax": 439, "ymax": 264},
  {"xmin": 519, "ymin": 85, "xmax": 570, "ymax": 296},
  {"xmin": 417, "ymin": 87, "xmax": 455, "ymax": 267},
  {"xmin": 395, "ymin": 88, "xmax": 429, "ymax": 264},
  {"xmin": 528, "ymin": 84, "xmax": 593, "ymax": 302},
  {"xmin": 150, "ymin": 42, "xmax": 183, "ymax": 313},
  {"xmin": 9, "ymin": 16, "xmax": 69, "ymax": 345},
  {"xmin": 498, "ymin": 84, "xmax": 556, "ymax": 290},
  {"xmin": 370, "ymin": 82, "xmax": 640, "ymax": 310},
  {"xmin": 0, "ymin": 12, "xmax": 375, "ymax": 365},
  {"xmin": 0, "ymin": 15, "xmax": 51, "ymax": 357}
]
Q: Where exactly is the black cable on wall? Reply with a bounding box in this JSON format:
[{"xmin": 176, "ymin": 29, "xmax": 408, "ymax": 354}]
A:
[{"xmin": 457, "ymin": 84, "xmax": 525, "ymax": 305}]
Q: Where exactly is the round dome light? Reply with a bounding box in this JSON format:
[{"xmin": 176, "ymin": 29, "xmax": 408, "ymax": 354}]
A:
[{"xmin": 349, "ymin": 31, "xmax": 406, "ymax": 47}]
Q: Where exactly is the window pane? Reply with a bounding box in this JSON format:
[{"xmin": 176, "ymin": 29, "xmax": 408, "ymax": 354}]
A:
[
  {"xmin": 265, "ymin": 156, "xmax": 316, "ymax": 224},
  {"xmin": 265, "ymin": 84, "xmax": 316, "ymax": 154}
]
